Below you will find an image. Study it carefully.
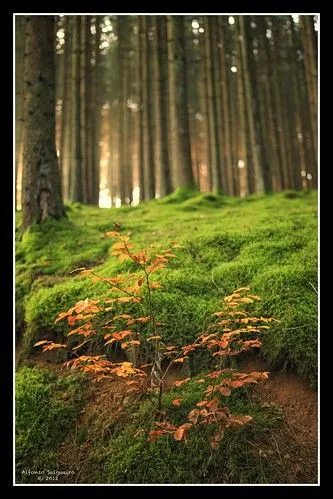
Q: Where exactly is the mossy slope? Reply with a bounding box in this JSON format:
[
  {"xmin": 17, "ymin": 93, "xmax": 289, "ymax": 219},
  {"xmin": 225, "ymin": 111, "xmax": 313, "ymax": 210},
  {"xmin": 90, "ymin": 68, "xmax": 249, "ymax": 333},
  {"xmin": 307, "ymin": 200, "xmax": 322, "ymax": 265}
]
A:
[{"xmin": 16, "ymin": 190, "xmax": 317, "ymax": 380}]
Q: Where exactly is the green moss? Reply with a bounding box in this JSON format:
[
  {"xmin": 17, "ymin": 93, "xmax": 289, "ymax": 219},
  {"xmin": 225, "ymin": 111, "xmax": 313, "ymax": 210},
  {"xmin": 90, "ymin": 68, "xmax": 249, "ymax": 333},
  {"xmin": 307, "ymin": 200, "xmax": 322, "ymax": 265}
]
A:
[
  {"xmin": 253, "ymin": 264, "xmax": 317, "ymax": 382},
  {"xmin": 99, "ymin": 382, "xmax": 283, "ymax": 484},
  {"xmin": 23, "ymin": 278, "xmax": 106, "ymax": 352},
  {"xmin": 18, "ymin": 217, "xmax": 110, "ymax": 276},
  {"xmin": 16, "ymin": 190, "xmax": 317, "ymax": 381},
  {"xmin": 15, "ymin": 366, "xmax": 87, "ymax": 483},
  {"xmin": 158, "ymin": 186, "xmax": 200, "ymax": 204}
]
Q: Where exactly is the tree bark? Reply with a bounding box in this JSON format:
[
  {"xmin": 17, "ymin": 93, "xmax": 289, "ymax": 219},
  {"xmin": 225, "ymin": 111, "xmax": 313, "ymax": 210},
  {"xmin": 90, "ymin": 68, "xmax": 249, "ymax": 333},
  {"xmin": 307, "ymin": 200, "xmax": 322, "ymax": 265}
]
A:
[
  {"xmin": 167, "ymin": 16, "xmax": 194, "ymax": 188},
  {"xmin": 22, "ymin": 15, "xmax": 65, "ymax": 229},
  {"xmin": 155, "ymin": 16, "xmax": 172, "ymax": 197}
]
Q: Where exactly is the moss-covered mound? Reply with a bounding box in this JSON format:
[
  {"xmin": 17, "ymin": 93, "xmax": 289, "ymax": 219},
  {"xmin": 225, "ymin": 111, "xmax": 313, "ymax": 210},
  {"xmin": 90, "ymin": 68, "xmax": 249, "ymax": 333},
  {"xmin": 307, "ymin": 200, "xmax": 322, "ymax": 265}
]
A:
[{"xmin": 16, "ymin": 189, "xmax": 318, "ymax": 381}]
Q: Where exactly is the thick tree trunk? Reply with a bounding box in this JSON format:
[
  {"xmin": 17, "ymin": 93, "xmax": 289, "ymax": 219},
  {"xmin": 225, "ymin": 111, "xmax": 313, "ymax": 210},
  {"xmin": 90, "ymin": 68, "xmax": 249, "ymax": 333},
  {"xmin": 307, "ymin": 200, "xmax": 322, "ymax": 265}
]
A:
[{"xmin": 22, "ymin": 15, "xmax": 65, "ymax": 229}]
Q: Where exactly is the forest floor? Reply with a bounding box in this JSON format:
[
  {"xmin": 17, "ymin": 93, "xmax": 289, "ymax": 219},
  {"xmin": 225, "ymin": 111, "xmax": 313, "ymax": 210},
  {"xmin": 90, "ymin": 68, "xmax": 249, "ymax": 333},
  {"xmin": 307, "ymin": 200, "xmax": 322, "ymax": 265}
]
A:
[
  {"xmin": 15, "ymin": 189, "xmax": 318, "ymax": 484},
  {"xmin": 239, "ymin": 356, "xmax": 317, "ymax": 483},
  {"xmin": 24, "ymin": 352, "xmax": 317, "ymax": 484}
]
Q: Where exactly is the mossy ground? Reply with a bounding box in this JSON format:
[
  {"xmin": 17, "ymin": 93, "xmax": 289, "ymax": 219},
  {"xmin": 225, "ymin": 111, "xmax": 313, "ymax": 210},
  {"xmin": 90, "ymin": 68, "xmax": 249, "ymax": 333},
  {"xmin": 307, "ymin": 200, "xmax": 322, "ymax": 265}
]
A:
[
  {"xmin": 15, "ymin": 366, "xmax": 87, "ymax": 483},
  {"xmin": 16, "ymin": 189, "xmax": 317, "ymax": 380},
  {"xmin": 15, "ymin": 189, "xmax": 318, "ymax": 484}
]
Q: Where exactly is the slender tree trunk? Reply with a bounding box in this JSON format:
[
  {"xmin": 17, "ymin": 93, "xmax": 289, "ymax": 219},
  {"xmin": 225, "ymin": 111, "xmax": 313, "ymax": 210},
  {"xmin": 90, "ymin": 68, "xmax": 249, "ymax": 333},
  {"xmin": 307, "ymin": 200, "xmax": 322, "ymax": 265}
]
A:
[
  {"xmin": 167, "ymin": 16, "xmax": 194, "ymax": 188},
  {"xmin": 145, "ymin": 16, "xmax": 156, "ymax": 200},
  {"xmin": 70, "ymin": 16, "xmax": 82, "ymax": 202},
  {"xmin": 199, "ymin": 24, "xmax": 211, "ymax": 191},
  {"xmin": 22, "ymin": 15, "xmax": 65, "ymax": 229},
  {"xmin": 155, "ymin": 16, "xmax": 172, "ymax": 196},
  {"xmin": 300, "ymin": 15, "xmax": 318, "ymax": 174},
  {"xmin": 239, "ymin": 16, "xmax": 266, "ymax": 193},
  {"xmin": 235, "ymin": 18, "xmax": 248, "ymax": 197},
  {"xmin": 118, "ymin": 16, "xmax": 130, "ymax": 204},
  {"xmin": 217, "ymin": 17, "xmax": 233, "ymax": 195},
  {"xmin": 80, "ymin": 16, "xmax": 88, "ymax": 203},
  {"xmin": 15, "ymin": 16, "xmax": 26, "ymax": 210},
  {"xmin": 60, "ymin": 16, "xmax": 72, "ymax": 201},
  {"xmin": 91, "ymin": 17, "xmax": 101, "ymax": 206},
  {"xmin": 205, "ymin": 16, "xmax": 221, "ymax": 192},
  {"xmin": 137, "ymin": 16, "xmax": 146, "ymax": 202}
]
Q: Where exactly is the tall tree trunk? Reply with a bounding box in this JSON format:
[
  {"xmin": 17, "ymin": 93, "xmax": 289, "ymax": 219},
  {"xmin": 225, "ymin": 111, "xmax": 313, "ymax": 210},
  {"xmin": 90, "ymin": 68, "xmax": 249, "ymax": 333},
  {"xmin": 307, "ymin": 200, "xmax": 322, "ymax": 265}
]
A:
[
  {"xmin": 167, "ymin": 16, "xmax": 194, "ymax": 188},
  {"xmin": 84, "ymin": 16, "xmax": 93, "ymax": 203},
  {"xmin": 155, "ymin": 16, "xmax": 172, "ymax": 197},
  {"xmin": 80, "ymin": 16, "xmax": 88, "ymax": 203},
  {"xmin": 60, "ymin": 16, "xmax": 72, "ymax": 202},
  {"xmin": 217, "ymin": 17, "xmax": 233, "ymax": 195},
  {"xmin": 70, "ymin": 16, "xmax": 82, "ymax": 202},
  {"xmin": 118, "ymin": 16, "xmax": 130, "ymax": 204},
  {"xmin": 300, "ymin": 16, "xmax": 318, "ymax": 172},
  {"xmin": 235, "ymin": 18, "xmax": 248, "ymax": 197},
  {"xmin": 92, "ymin": 18, "xmax": 102, "ymax": 206},
  {"xmin": 144, "ymin": 16, "xmax": 156, "ymax": 200},
  {"xmin": 15, "ymin": 16, "xmax": 26, "ymax": 210},
  {"xmin": 22, "ymin": 15, "xmax": 65, "ymax": 229},
  {"xmin": 137, "ymin": 16, "xmax": 146, "ymax": 202},
  {"xmin": 199, "ymin": 23, "xmax": 211, "ymax": 191},
  {"xmin": 204, "ymin": 16, "xmax": 221, "ymax": 192},
  {"xmin": 239, "ymin": 16, "xmax": 266, "ymax": 193}
]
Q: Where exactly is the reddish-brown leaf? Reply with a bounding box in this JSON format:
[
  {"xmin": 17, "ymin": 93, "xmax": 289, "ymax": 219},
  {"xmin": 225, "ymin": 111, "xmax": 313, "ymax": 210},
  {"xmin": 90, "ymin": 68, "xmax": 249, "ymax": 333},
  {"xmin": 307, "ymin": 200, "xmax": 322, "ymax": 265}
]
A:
[
  {"xmin": 188, "ymin": 409, "xmax": 200, "ymax": 424},
  {"xmin": 172, "ymin": 398, "xmax": 183, "ymax": 407},
  {"xmin": 218, "ymin": 386, "xmax": 231, "ymax": 396},
  {"xmin": 173, "ymin": 378, "xmax": 190, "ymax": 387},
  {"xmin": 196, "ymin": 400, "xmax": 209, "ymax": 407},
  {"xmin": 173, "ymin": 427, "xmax": 185, "ymax": 441},
  {"xmin": 105, "ymin": 231, "xmax": 120, "ymax": 237},
  {"xmin": 172, "ymin": 357, "xmax": 187, "ymax": 364},
  {"xmin": 34, "ymin": 340, "xmax": 50, "ymax": 347}
]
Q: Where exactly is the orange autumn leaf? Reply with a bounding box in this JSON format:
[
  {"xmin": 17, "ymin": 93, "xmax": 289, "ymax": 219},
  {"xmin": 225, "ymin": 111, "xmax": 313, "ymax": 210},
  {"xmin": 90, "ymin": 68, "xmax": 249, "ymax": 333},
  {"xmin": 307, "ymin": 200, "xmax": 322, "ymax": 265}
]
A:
[
  {"xmin": 196, "ymin": 400, "xmax": 209, "ymax": 407},
  {"xmin": 150, "ymin": 282, "xmax": 163, "ymax": 289},
  {"xmin": 118, "ymin": 254, "xmax": 131, "ymax": 262},
  {"xmin": 148, "ymin": 430, "xmax": 167, "ymax": 442},
  {"xmin": 172, "ymin": 398, "xmax": 183, "ymax": 407},
  {"xmin": 116, "ymin": 296, "xmax": 141, "ymax": 303},
  {"xmin": 173, "ymin": 377, "xmax": 190, "ymax": 387},
  {"xmin": 55, "ymin": 311, "xmax": 71, "ymax": 323},
  {"xmin": 173, "ymin": 427, "xmax": 185, "ymax": 441},
  {"xmin": 136, "ymin": 316, "xmax": 151, "ymax": 323},
  {"xmin": 230, "ymin": 415, "xmax": 253, "ymax": 426},
  {"xmin": 42, "ymin": 343, "xmax": 67, "ymax": 352},
  {"xmin": 172, "ymin": 357, "xmax": 187, "ymax": 364},
  {"xmin": 105, "ymin": 231, "xmax": 120, "ymax": 237},
  {"xmin": 34, "ymin": 340, "xmax": 50, "ymax": 347},
  {"xmin": 219, "ymin": 386, "xmax": 231, "ymax": 396}
]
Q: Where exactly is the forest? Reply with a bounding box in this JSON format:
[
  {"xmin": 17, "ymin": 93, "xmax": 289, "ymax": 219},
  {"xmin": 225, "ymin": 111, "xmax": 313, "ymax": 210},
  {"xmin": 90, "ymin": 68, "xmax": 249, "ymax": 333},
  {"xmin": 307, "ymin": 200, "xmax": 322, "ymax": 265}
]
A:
[{"xmin": 15, "ymin": 14, "xmax": 318, "ymax": 485}]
